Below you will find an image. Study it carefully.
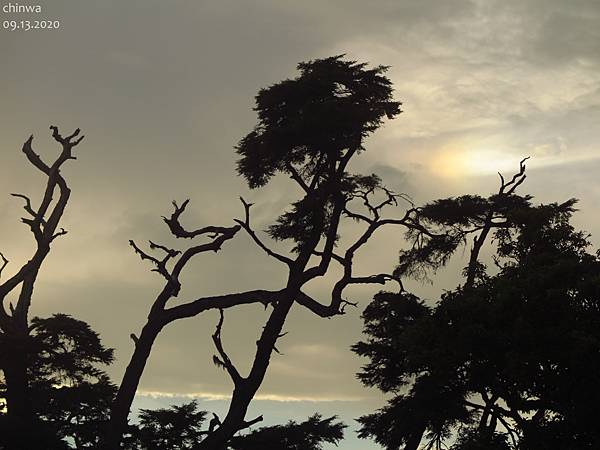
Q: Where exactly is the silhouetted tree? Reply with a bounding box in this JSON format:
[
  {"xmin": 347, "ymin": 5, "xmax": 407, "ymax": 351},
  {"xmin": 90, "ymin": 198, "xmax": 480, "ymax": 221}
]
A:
[
  {"xmin": 0, "ymin": 127, "xmax": 84, "ymax": 437},
  {"xmin": 106, "ymin": 200, "xmax": 243, "ymax": 447},
  {"xmin": 133, "ymin": 401, "xmax": 208, "ymax": 450},
  {"xmin": 129, "ymin": 401, "xmax": 344, "ymax": 450},
  {"xmin": 353, "ymin": 164, "xmax": 600, "ymax": 449},
  {"xmin": 450, "ymin": 429, "xmax": 511, "ymax": 450},
  {"xmin": 196, "ymin": 54, "xmax": 457, "ymax": 450},
  {"xmin": 1, "ymin": 314, "xmax": 115, "ymax": 449},
  {"xmin": 228, "ymin": 414, "xmax": 345, "ymax": 450},
  {"xmin": 106, "ymin": 56, "xmax": 461, "ymax": 449}
]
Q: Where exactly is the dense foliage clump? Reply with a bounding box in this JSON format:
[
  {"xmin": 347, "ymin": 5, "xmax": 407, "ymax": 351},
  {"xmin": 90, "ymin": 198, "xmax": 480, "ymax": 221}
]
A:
[{"xmin": 354, "ymin": 198, "xmax": 600, "ymax": 449}]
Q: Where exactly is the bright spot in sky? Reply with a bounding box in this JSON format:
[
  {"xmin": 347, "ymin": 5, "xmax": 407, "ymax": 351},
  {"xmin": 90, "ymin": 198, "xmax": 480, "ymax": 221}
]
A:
[
  {"xmin": 432, "ymin": 148, "xmax": 523, "ymax": 177},
  {"xmin": 429, "ymin": 146, "xmax": 600, "ymax": 179}
]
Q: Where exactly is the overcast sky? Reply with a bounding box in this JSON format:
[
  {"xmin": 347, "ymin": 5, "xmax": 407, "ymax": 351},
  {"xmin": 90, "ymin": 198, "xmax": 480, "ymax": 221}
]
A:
[{"xmin": 2, "ymin": 1, "xmax": 600, "ymax": 448}]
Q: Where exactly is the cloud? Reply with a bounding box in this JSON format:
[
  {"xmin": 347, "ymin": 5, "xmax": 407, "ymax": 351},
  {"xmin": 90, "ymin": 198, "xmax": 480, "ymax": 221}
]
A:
[{"xmin": 137, "ymin": 390, "xmax": 364, "ymax": 403}]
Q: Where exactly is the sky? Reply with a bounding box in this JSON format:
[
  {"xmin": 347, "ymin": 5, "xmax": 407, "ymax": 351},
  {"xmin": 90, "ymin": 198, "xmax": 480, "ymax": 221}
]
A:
[{"xmin": 1, "ymin": 1, "xmax": 600, "ymax": 448}]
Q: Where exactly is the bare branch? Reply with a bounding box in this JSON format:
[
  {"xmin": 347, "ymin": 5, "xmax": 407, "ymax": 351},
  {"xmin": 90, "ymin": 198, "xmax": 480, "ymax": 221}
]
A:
[
  {"xmin": 50, "ymin": 125, "xmax": 85, "ymax": 149},
  {"xmin": 312, "ymin": 249, "xmax": 345, "ymax": 265},
  {"xmin": 295, "ymin": 291, "xmax": 344, "ymax": 318},
  {"xmin": 301, "ymin": 197, "xmax": 418, "ymax": 315},
  {"xmin": 212, "ymin": 309, "xmax": 243, "ymax": 384},
  {"xmin": 465, "ymin": 157, "xmax": 530, "ymax": 289},
  {"xmin": 300, "ymin": 192, "xmax": 346, "ymax": 280},
  {"xmin": 0, "ymin": 252, "xmax": 8, "ymax": 279},
  {"xmin": 129, "ymin": 240, "xmax": 162, "ymax": 268},
  {"xmin": 350, "ymin": 273, "xmax": 401, "ymax": 287},
  {"xmin": 0, "ymin": 128, "xmax": 82, "ymax": 322},
  {"xmin": 10, "ymin": 193, "xmax": 42, "ymax": 223},
  {"xmin": 237, "ymin": 415, "xmax": 264, "ymax": 431},
  {"xmin": 163, "ymin": 200, "xmax": 233, "ymax": 239},
  {"xmin": 21, "ymin": 135, "xmax": 50, "ymax": 174},
  {"xmin": 346, "ymin": 184, "xmax": 413, "ymax": 224},
  {"xmin": 163, "ymin": 289, "xmax": 283, "ymax": 323},
  {"xmin": 234, "ymin": 197, "xmax": 293, "ymax": 266},
  {"xmin": 171, "ymin": 224, "xmax": 240, "ymax": 278},
  {"xmin": 129, "ymin": 239, "xmax": 180, "ymax": 283},
  {"xmin": 499, "ymin": 156, "xmax": 529, "ymax": 195},
  {"xmin": 148, "ymin": 240, "xmax": 179, "ymax": 257},
  {"xmin": 51, "ymin": 228, "xmax": 68, "ymax": 240},
  {"xmin": 343, "ymin": 207, "xmax": 373, "ymax": 224}
]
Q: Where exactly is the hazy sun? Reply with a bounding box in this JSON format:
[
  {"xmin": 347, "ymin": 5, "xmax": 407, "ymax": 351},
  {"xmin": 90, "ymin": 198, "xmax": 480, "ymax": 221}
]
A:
[{"xmin": 433, "ymin": 148, "xmax": 518, "ymax": 178}]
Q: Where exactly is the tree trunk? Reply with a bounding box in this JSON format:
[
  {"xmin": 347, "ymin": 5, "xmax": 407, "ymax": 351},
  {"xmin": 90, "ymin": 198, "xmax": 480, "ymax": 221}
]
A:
[
  {"xmin": 404, "ymin": 423, "xmax": 426, "ymax": 450},
  {"xmin": 105, "ymin": 319, "xmax": 163, "ymax": 449},
  {"xmin": 198, "ymin": 293, "xmax": 296, "ymax": 450},
  {"xmin": 2, "ymin": 350, "xmax": 31, "ymax": 424}
]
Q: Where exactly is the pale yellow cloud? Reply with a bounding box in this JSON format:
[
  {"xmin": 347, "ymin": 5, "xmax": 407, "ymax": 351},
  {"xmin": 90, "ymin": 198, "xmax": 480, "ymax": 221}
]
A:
[{"xmin": 137, "ymin": 390, "xmax": 365, "ymax": 403}]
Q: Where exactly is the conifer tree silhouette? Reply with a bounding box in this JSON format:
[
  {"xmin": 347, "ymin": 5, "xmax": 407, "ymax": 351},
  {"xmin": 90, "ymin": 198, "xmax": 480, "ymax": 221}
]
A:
[{"xmin": 353, "ymin": 162, "xmax": 600, "ymax": 449}]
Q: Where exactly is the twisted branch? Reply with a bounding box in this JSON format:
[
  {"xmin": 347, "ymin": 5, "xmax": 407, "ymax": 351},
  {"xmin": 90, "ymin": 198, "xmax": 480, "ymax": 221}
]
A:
[
  {"xmin": 499, "ymin": 157, "xmax": 529, "ymax": 195},
  {"xmin": 163, "ymin": 200, "xmax": 233, "ymax": 239},
  {"xmin": 0, "ymin": 127, "xmax": 83, "ymax": 327}
]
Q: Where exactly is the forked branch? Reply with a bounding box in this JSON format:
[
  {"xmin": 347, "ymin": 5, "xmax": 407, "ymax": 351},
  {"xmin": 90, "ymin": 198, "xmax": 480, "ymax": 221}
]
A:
[
  {"xmin": 131, "ymin": 200, "xmax": 239, "ymax": 285},
  {"xmin": 499, "ymin": 157, "xmax": 529, "ymax": 195},
  {"xmin": 212, "ymin": 309, "xmax": 243, "ymax": 385},
  {"xmin": 0, "ymin": 127, "xmax": 83, "ymax": 327},
  {"xmin": 163, "ymin": 199, "xmax": 234, "ymax": 239},
  {"xmin": 465, "ymin": 157, "xmax": 530, "ymax": 288},
  {"xmin": 234, "ymin": 197, "xmax": 293, "ymax": 266},
  {"xmin": 129, "ymin": 239, "xmax": 178, "ymax": 282}
]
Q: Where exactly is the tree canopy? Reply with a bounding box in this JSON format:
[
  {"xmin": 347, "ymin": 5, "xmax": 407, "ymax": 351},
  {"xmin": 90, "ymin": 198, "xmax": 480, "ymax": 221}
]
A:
[
  {"xmin": 236, "ymin": 55, "xmax": 401, "ymax": 189},
  {"xmin": 1, "ymin": 314, "xmax": 116, "ymax": 450},
  {"xmin": 353, "ymin": 194, "xmax": 600, "ymax": 449}
]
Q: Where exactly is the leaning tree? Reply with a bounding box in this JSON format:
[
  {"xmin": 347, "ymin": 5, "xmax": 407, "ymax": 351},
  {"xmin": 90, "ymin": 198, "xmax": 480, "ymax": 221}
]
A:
[
  {"xmin": 0, "ymin": 127, "xmax": 84, "ymax": 433},
  {"xmin": 106, "ymin": 56, "xmax": 463, "ymax": 449}
]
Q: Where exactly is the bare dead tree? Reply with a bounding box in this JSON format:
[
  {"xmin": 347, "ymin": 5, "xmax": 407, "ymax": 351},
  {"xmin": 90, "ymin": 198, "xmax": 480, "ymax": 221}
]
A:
[
  {"xmin": 106, "ymin": 200, "xmax": 284, "ymax": 447},
  {"xmin": 0, "ymin": 126, "xmax": 84, "ymax": 425}
]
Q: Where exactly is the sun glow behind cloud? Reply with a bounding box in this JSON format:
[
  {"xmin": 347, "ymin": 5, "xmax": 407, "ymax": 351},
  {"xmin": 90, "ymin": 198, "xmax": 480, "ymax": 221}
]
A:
[
  {"xmin": 430, "ymin": 146, "xmax": 600, "ymax": 179},
  {"xmin": 432, "ymin": 147, "xmax": 522, "ymax": 177}
]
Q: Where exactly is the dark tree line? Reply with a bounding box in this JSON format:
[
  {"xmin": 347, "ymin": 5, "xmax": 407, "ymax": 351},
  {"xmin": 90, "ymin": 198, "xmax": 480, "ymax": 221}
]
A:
[
  {"xmin": 2, "ymin": 56, "xmax": 599, "ymax": 450},
  {"xmin": 1, "ymin": 312, "xmax": 345, "ymax": 449},
  {"xmin": 353, "ymin": 166, "xmax": 600, "ymax": 449}
]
